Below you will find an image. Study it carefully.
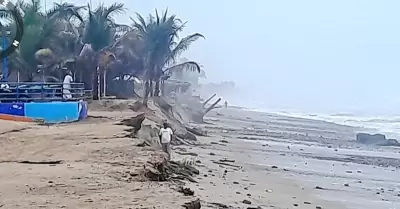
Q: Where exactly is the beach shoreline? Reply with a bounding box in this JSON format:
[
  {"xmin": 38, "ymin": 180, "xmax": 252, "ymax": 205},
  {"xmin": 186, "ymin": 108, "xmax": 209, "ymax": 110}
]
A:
[
  {"xmin": 185, "ymin": 107, "xmax": 400, "ymax": 209},
  {"xmin": 0, "ymin": 105, "xmax": 399, "ymax": 208}
]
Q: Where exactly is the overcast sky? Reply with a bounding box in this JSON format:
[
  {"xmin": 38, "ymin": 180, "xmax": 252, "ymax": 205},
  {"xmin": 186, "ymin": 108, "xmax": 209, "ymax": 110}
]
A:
[{"xmin": 46, "ymin": 0, "xmax": 400, "ymax": 115}]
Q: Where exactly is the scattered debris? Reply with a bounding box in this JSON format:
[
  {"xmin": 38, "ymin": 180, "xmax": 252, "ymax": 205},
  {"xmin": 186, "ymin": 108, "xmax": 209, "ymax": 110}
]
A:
[
  {"xmin": 242, "ymin": 200, "xmax": 252, "ymax": 205},
  {"xmin": 219, "ymin": 158, "xmax": 235, "ymax": 163},
  {"xmin": 209, "ymin": 202, "xmax": 229, "ymax": 208},
  {"xmin": 176, "ymin": 151, "xmax": 199, "ymax": 156},
  {"xmin": 177, "ymin": 187, "xmax": 194, "ymax": 196},
  {"xmin": 186, "ymin": 126, "xmax": 207, "ymax": 136},
  {"xmin": 136, "ymin": 141, "xmax": 151, "ymax": 147},
  {"xmin": 211, "ymin": 160, "xmax": 242, "ymax": 168},
  {"xmin": 182, "ymin": 199, "xmax": 201, "ymax": 209},
  {"xmin": 0, "ymin": 160, "xmax": 63, "ymax": 165},
  {"xmin": 144, "ymin": 160, "xmax": 199, "ymax": 183}
]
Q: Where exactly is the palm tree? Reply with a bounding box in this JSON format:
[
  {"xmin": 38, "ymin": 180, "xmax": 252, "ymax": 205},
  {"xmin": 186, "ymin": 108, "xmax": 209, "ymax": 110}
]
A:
[
  {"xmin": 80, "ymin": 3, "xmax": 128, "ymax": 100},
  {"xmin": 131, "ymin": 9, "xmax": 204, "ymax": 105},
  {"xmin": 9, "ymin": 0, "xmax": 84, "ymax": 81},
  {"xmin": 0, "ymin": 7, "xmax": 15, "ymax": 81}
]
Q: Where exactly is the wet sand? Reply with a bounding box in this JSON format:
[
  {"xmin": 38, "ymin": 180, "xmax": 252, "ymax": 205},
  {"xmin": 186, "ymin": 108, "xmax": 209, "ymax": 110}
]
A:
[
  {"xmin": 182, "ymin": 108, "xmax": 400, "ymax": 209},
  {"xmin": 0, "ymin": 106, "xmax": 399, "ymax": 208}
]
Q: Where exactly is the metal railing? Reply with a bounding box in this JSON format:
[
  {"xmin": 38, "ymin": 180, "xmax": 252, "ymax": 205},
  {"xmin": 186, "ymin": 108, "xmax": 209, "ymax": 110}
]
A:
[{"xmin": 0, "ymin": 82, "xmax": 92, "ymax": 102}]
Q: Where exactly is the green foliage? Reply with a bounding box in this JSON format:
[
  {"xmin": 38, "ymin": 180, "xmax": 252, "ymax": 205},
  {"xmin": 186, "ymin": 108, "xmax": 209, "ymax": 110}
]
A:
[
  {"xmin": 2, "ymin": 0, "xmax": 204, "ymax": 96},
  {"xmin": 83, "ymin": 3, "xmax": 126, "ymax": 51},
  {"xmin": 131, "ymin": 9, "xmax": 205, "ymax": 81}
]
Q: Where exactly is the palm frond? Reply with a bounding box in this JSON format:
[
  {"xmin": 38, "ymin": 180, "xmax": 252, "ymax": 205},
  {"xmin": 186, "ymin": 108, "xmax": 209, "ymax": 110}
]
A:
[
  {"xmin": 103, "ymin": 3, "xmax": 125, "ymax": 18},
  {"xmin": 131, "ymin": 13, "xmax": 148, "ymax": 35},
  {"xmin": 163, "ymin": 61, "xmax": 201, "ymax": 73},
  {"xmin": 165, "ymin": 33, "xmax": 204, "ymax": 65},
  {"xmin": 46, "ymin": 2, "xmax": 86, "ymax": 22}
]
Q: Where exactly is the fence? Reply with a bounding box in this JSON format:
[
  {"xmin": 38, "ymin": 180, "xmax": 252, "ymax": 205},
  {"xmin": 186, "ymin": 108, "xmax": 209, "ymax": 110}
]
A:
[{"xmin": 0, "ymin": 82, "xmax": 92, "ymax": 102}]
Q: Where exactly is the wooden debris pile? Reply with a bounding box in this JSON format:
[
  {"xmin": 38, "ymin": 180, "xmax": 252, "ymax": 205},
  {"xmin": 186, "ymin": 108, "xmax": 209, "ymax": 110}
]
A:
[{"xmin": 144, "ymin": 160, "xmax": 199, "ymax": 183}]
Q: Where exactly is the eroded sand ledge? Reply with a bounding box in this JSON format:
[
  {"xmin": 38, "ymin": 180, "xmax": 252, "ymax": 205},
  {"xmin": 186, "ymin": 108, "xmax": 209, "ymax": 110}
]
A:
[{"xmin": 0, "ymin": 104, "xmax": 399, "ymax": 209}]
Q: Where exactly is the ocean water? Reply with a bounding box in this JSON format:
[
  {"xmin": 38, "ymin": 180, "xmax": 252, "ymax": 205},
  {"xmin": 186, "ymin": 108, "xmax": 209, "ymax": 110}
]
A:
[{"xmin": 247, "ymin": 108, "xmax": 400, "ymax": 139}]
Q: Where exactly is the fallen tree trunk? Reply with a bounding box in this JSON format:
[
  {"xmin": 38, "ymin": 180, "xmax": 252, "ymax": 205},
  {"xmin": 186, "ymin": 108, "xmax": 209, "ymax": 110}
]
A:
[
  {"xmin": 191, "ymin": 97, "xmax": 222, "ymax": 123},
  {"xmin": 202, "ymin": 93, "xmax": 216, "ymax": 107},
  {"xmin": 204, "ymin": 98, "xmax": 222, "ymax": 114}
]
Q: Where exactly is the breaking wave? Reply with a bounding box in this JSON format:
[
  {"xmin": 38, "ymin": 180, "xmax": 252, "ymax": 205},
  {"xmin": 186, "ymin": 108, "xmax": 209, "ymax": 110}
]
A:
[{"xmin": 247, "ymin": 107, "xmax": 400, "ymax": 139}]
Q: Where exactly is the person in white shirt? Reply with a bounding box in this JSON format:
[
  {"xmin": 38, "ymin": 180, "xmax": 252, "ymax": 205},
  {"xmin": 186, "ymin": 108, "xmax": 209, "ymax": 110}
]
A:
[
  {"xmin": 159, "ymin": 122, "xmax": 174, "ymax": 159},
  {"xmin": 63, "ymin": 70, "xmax": 73, "ymax": 99}
]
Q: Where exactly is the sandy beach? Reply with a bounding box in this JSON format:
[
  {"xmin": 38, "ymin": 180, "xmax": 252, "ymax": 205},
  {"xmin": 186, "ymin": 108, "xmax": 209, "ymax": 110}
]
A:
[{"xmin": 0, "ymin": 104, "xmax": 399, "ymax": 209}]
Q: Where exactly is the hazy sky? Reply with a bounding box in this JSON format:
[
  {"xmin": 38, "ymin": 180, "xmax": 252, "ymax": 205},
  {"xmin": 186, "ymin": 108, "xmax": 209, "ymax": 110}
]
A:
[{"xmin": 46, "ymin": 0, "xmax": 400, "ymax": 114}]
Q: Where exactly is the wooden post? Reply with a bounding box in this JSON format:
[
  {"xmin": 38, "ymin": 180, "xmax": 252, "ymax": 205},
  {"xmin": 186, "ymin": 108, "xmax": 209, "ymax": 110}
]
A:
[
  {"xmin": 97, "ymin": 66, "xmax": 100, "ymax": 100},
  {"xmin": 103, "ymin": 70, "xmax": 106, "ymax": 98}
]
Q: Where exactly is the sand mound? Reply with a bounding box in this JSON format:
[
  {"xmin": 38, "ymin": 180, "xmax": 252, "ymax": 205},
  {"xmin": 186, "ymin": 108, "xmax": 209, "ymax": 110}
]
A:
[{"xmin": 89, "ymin": 99, "xmax": 140, "ymax": 111}]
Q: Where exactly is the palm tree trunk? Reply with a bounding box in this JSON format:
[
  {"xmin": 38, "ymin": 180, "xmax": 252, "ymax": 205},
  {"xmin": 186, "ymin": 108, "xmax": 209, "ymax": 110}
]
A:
[
  {"xmin": 149, "ymin": 80, "xmax": 154, "ymax": 97},
  {"xmin": 154, "ymin": 80, "xmax": 160, "ymax": 96},
  {"xmin": 161, "ymin": 80, "xmax": 165, "ymax": 96},
  {"xmin": 92, "ymin": 66, "xmax": 99, "ymax": 100},
  {"xmin": 97, "ymin": 67, "xmax": 101, "ymax": 99},
  {"xmin": 142, "ymin": 80, "xmax": 150, "ymax": 105},
  {"xmin": 103, "ymin": 70, "xmax": 107, "ymax": 97}
]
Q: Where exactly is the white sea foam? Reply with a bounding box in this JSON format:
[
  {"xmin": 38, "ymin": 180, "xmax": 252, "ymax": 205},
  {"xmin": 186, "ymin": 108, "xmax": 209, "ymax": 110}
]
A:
[{"xmin": 244, "ymin": 107, "xmax": 400, "ymax": 139}]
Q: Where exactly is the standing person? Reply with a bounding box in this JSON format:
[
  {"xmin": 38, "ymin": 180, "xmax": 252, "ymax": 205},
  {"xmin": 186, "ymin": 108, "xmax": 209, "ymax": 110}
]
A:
[
  {"xmin": 62, "ymin": 70, "xmax": 73, "ymax": 99},
  {"xmin": 224, "ymin": 101, "xmax": 228, "ymax": 108},
  {"xmin": 159, "ymin": 122, "xmax": 174, "ymax": 160}
]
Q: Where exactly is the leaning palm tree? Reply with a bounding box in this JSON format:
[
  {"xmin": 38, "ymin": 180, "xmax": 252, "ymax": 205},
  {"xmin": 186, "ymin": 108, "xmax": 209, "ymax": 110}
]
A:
[{"xmin": 131, "ymin": 9, "xmax": 204, "ymax": 105}]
